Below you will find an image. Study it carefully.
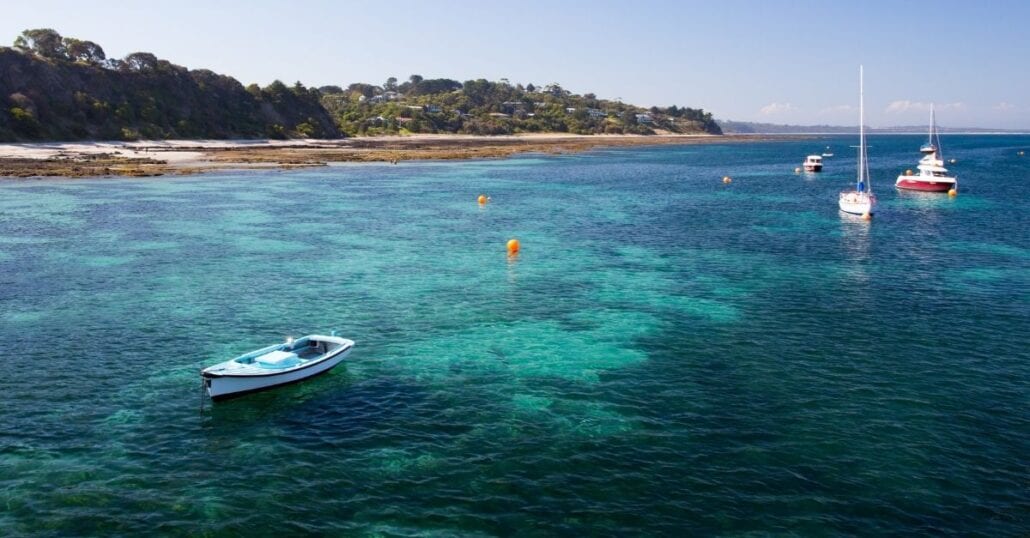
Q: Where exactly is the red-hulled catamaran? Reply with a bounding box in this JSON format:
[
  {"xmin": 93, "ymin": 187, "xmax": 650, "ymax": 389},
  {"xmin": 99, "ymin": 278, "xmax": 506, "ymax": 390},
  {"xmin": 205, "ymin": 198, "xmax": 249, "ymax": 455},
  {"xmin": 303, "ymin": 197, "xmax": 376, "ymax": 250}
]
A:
[{"xmin": 895, "ymin": 104, "xmax": 957, "ymax": 192}]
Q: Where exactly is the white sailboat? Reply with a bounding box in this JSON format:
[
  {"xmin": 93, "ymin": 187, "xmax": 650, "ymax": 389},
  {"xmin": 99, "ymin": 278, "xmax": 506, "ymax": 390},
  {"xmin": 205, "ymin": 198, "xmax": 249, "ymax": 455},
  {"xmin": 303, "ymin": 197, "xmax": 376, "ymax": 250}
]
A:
[{"xmin": 839, "ymin": 66, "xmax": 877, "ymax": 216}]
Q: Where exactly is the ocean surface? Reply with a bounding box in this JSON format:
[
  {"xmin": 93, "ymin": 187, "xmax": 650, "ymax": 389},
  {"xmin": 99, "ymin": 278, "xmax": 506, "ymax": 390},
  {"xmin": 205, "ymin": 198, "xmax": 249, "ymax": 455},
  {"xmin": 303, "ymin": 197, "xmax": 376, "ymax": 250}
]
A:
[{"xmin": 1, "ymin": 135, "xmax": 1027, "ymax": 536}]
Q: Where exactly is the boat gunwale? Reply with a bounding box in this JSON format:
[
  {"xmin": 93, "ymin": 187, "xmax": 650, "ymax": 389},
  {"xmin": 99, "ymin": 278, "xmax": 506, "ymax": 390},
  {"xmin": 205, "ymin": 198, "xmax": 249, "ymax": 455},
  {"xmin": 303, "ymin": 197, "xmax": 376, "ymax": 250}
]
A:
[{"xmin": 202, "ymin": 340, "xmax": 353, "ymax": 379}]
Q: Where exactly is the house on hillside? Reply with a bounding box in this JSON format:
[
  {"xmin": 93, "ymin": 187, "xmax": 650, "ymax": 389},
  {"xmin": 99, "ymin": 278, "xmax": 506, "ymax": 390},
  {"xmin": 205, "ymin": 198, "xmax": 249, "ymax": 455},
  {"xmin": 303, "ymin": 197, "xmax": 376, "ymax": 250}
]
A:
[
  {"xmin": 426, "ymin": 105, "xmax": 442, "ymax": 113},
  {"xmin": 368, "ymin": 91, "xmax": 400, "ymax": 104},
  {"xmin": 587, "ymin": 108, "xmax": 606, "ymax": 118},
  {"xmin": 635, "ymin": 113, "xmax": 654, "ymax": 124}
]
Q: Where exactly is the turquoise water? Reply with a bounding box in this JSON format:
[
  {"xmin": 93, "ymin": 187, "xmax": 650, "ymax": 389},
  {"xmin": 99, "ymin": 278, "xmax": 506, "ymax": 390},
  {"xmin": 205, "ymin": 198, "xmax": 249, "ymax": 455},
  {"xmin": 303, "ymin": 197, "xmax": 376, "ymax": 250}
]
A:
[{"xmin": 1, "ymin": 135, "xmax": 1028, "ymax": 535}]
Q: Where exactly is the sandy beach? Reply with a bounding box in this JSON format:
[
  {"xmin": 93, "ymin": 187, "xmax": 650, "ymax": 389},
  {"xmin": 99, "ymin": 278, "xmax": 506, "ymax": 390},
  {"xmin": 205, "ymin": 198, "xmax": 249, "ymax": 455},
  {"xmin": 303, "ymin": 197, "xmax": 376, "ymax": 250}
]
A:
[{"xmin": 0, "ymin": 133, "xmax": 775, "ymax": 178}]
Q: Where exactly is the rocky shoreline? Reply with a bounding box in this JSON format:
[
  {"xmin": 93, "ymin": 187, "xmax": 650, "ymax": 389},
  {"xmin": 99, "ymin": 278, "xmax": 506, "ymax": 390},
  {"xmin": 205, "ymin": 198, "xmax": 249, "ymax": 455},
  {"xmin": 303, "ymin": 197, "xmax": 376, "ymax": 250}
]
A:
[{"xmin": 0, "ymin": 134, "xmax": 782, "ymax": 178}]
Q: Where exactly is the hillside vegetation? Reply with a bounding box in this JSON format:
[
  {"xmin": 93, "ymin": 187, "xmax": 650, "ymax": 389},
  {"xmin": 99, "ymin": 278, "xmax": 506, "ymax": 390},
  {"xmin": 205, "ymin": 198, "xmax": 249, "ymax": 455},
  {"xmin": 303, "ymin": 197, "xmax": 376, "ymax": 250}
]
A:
[
  {"xmin": 321, "ymin": 77, "xmax": 721, "ymax": 137},
  {"xmin": 0, "ymin": 29, "xmax": 337, "ymax": 141},
  {"xmin": 1, "ymin": 29, "xmax": 720, "ymax": 142}
]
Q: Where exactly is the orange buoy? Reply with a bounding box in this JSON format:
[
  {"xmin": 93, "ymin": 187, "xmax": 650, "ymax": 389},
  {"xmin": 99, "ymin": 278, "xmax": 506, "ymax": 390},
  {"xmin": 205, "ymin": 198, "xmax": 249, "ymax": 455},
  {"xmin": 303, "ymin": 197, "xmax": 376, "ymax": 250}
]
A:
[
  {"xmin": 905, "ymin": 169, "xmax": 913, "ymax": 176},
  {"xmin": 948, "ymin": 188, "xmax": 957, "ymax": 197},
  {"xmin": 722, "ymin": 176, "xmax": 732, "ymax": 184},
  {"xmin": 478, "ymin": 194, "xmax": 487, "ymax": 205},
  {"xmin": 506, "ymin": 238, "xmax": 520, "ymax": 255},
  {"xmin": 862, "ymin": 212, "xmax": 872, "ymax": 221}
]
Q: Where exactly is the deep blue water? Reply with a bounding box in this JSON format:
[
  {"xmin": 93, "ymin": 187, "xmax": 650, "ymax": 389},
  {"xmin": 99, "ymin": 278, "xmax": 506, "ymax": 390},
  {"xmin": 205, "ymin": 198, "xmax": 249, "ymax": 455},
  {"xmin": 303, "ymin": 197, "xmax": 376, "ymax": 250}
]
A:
[{"xmin": 1, "ymin": 135, "xmax": 1028, "ymax": 535}]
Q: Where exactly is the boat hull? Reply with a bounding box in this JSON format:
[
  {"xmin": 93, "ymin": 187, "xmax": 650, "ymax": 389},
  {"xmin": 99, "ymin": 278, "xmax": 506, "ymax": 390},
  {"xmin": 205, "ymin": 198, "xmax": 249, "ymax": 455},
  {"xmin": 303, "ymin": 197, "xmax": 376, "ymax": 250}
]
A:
[
  {"xmin": 839, "ymin": 192, "xmax": 876, "ymax": 215},
  {"xmin": 204, "ymin": 345, "xmax": 352, "ymax": 400},
  {"xmin": 804, "ymin": 164, "xmax": 823, "ymax": 172},
  {"xmin": 895, "ymin": 177, "xmax": 955, "ymax": 192}
]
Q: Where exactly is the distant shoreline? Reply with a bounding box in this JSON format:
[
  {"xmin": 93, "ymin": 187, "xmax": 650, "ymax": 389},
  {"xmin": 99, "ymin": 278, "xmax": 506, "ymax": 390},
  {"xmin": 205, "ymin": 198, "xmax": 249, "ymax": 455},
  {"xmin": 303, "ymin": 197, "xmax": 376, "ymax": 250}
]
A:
[{"xmin": 0, "ymin": 133, "xmax": 788, "ymax": 179}]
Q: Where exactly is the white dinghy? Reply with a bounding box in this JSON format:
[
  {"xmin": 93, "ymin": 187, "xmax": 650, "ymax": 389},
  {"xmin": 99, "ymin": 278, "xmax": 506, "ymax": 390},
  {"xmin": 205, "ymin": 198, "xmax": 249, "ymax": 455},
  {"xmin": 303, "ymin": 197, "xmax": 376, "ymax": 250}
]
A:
[{"xmin": 201, "ymin": 334, "xmax": 354, "ymax": 400}]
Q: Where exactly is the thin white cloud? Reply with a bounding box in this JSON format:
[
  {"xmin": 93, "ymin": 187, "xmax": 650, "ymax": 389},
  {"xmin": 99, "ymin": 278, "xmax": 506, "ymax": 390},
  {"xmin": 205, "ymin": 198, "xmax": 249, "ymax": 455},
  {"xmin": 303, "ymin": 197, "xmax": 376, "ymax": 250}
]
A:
[
  {"xmin": 993, "ymin": 102, "xmax": 1015, "ymax": 111},
  {"xmin": 886, "ymin": 100, "xmax": 964, "ymax": 113},
  {"xmin": 885, "ymin": 100, "xmax": 927, "ymax": 113},
  {"xmin": 819, "ymin": 104, "xmax": 853, "ymax": 115},
  {"xmin": 760, "ymin": 102, "xmax": 795, "ymax": 115}
]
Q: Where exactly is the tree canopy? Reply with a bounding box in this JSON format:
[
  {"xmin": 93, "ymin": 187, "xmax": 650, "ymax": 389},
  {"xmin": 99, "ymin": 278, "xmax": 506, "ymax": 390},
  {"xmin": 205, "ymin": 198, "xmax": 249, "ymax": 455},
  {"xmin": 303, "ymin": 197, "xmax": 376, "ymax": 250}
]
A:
[
  {"xmin": 322, "ymin": 75, "xmax": 721, "ymax": 137},
  {"xmin": 1, "ymin": 29, "xmax": 339, "ymax": 141}
]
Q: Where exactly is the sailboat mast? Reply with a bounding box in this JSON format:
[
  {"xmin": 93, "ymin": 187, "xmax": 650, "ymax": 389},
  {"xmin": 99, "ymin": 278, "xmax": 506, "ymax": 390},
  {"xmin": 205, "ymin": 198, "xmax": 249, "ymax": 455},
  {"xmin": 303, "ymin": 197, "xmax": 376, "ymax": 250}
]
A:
[
  {"xmin": 858, "ymin": 66, "xmax": 863, "ymax": 189},
  {"xmin": 932, "ymin": 103, "xmax": 943, "ymax": 160},
  {"xmin": 858, "ymin": 65, "xmax": 870, "ymax": 192},
  {"xmin": 928, "ymin": 104, "xmax": 934, "ymax": 145}
]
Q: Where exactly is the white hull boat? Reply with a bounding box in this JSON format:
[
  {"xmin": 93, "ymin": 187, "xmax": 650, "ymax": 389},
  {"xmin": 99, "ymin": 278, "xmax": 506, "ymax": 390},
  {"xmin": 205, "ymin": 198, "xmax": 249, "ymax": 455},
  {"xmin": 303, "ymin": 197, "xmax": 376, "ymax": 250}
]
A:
[
  {"xmin": 839, "ymin": 191, "xmax": 876, "ymax": 215},
  {"xmin": 201, "ymin": 334, "xmax": 354, "ymax": 400},
  {"xmin": 839, "ymin": 66, "xmax": 877, "ymax": 216},
  {"xmin": 803, "ymin": 155, "xmax": 824, "ymax": 172},
  {"xmin": 895, "ymin": 104, "xmax": 957, "ymax": 192}
]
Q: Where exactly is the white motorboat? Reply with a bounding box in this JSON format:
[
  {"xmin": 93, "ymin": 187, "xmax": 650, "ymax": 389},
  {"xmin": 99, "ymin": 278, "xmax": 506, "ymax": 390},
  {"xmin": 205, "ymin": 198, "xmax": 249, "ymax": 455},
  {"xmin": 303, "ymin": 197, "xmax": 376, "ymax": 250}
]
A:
[
  {"xmin": 803, "ymin": 155, "xmax": 824, "ymax": 172},
  {"xmin": 201, "ymin": 334, "xmax": 354, "ymax": 400},
  {"xmin": 822, "ymin": 146, "xmax": 834, "ymax": 157},
  {"xmin": 895, "ymin": 104, "xmax": 957, "ymax": 192},
  {"xmin": 839, "ymin": 66, "xmax": 877, "ymax": 216}
]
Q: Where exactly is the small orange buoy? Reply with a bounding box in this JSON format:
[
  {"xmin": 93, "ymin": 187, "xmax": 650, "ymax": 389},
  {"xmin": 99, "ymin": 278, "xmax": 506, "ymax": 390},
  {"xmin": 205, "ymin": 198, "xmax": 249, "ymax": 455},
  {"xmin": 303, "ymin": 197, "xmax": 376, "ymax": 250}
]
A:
[
  {"xmin": 948, "ymin": 188, "xmax": 957, "ymax": 197},
  {"xmin": 722, "ymin": 176, "xmax": 732, "ymax": 184},
  {"xmin": 507, "ymin": 239, "xmax": 520, "ymax": 255},
  {"xmin": 905, "ymin": 169, "xmax": 913, "ymax": 176},
  {"xmin": 862, "ymin": 212, "xmax": 872, "ymax": 221},
  {"xmin": 478, "ymin": 194, "xmax": 487, "ymax": 205}
]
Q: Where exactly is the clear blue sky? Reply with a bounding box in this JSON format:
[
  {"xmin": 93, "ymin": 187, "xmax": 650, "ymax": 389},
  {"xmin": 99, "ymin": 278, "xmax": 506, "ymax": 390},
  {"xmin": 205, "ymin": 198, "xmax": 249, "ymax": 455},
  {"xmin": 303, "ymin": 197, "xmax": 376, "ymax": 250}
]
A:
[{"xmin": 5, "ymin": 0, "xmax": 1029, "ymax": 128}]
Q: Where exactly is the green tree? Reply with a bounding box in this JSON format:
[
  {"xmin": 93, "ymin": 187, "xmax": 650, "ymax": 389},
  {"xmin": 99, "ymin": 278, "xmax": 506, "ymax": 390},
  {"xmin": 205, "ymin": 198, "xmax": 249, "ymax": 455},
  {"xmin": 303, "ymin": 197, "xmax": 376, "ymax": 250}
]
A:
[
  {"xmin": 123, "ymin": 52, "xmax": 159, "ymax": 72},
  {"xmin": 14, "ymin": 28, "xmax": 66, "ymax": 59},
  {"xmin": 347, "ymin": 83, "xmax": 378, "ymax": 98},
  {"xmin": 63, "ymin": 38, "xmax": 105, "ymax": 64}
]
